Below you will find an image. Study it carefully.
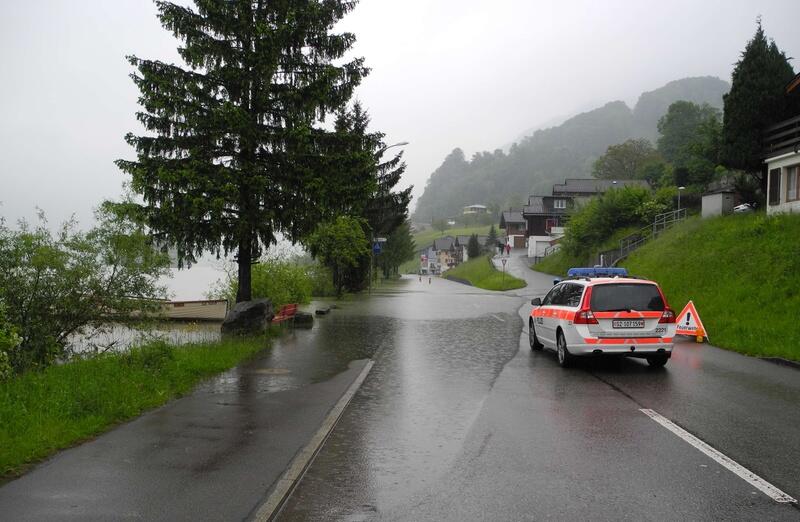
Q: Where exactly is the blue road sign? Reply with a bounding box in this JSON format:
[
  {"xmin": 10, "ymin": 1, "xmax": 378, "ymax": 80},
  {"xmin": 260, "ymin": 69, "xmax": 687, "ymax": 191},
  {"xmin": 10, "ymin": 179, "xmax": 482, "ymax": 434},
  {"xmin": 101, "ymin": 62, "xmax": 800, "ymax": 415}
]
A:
[{"xmin": 373, "ymin": 242, "xmax": 382, "ymax": 254}]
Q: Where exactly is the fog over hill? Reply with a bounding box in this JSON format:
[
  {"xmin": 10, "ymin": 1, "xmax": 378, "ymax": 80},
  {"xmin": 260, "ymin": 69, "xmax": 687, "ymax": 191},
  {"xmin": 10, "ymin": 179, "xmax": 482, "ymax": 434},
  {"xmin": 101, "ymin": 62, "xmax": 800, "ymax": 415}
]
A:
[{"xmin": 413, "ymin": 76, "xmax": 729, "ymax": 222}]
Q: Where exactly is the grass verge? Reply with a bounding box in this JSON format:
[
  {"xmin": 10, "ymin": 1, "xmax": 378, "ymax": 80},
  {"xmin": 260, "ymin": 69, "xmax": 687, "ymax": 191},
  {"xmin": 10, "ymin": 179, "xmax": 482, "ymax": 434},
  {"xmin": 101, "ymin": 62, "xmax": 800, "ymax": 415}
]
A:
[
  {"xmin": 531, "ymin": 226, "xmax": 641, "ymax": 277},
  {"xmin": 0, "ymin": 336, "xmax": 269, "ymax": 478},
  {"xmin": 412, "ymin": 225, "xmax": 492, "ymax": 253},
  {"xmin": 623, "ymin": 213, "xmax": 800, "ymax": 361},
  {"xmin": 445, "ymin": 255, "xmax": 526, "ymax": 291}
]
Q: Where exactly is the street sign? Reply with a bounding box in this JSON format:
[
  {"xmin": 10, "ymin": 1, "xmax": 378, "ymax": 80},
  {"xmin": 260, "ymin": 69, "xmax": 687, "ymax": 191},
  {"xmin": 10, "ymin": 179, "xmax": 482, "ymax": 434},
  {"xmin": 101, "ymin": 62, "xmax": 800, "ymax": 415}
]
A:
[
  {"xmin": 501, "ymin": 258, "xmax": 507, "ymax": 267},
  {"xmin": 372, "ymin": 242, "xmax": 382, "ymax": 254}
]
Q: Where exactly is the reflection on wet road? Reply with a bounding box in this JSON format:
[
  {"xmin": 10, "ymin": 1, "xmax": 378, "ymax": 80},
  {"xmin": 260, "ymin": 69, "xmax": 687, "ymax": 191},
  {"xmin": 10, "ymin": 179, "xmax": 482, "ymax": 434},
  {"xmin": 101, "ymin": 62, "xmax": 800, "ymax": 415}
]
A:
[
  {"xmin": 279, "ymin": 269, "xmax": 800, "ymax": 521},
  {"xmin": 280, "ymin": 276, "xmax": 522, "ymax": 520}
]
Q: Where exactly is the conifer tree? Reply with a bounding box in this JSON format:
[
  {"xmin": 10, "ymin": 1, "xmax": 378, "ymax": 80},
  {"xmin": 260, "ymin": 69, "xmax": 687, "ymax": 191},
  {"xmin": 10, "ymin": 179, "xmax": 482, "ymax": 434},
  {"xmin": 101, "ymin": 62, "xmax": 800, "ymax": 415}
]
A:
[
  {"xmin": 116, "ymin": 1, "xmax": 367, "ymax": 302},
  {"xmin": 722, "ymin": 19, "xmax": 797, "ymax": 185}
]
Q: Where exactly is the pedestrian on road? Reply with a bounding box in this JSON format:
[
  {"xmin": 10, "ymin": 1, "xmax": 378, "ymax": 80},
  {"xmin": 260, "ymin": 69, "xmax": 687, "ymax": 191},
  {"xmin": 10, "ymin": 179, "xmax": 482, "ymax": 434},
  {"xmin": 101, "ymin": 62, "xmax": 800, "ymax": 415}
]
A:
[
  {"xmin": 505, "ymin": 243, "xmax": 511, "ymax": 255},
  {"xmin": 428, "ymin": 276, "xmax": 431, "ymax": 284},
  {"xmin": 497, "ymin": 241, "xmax": 503, "ymax": 255}
]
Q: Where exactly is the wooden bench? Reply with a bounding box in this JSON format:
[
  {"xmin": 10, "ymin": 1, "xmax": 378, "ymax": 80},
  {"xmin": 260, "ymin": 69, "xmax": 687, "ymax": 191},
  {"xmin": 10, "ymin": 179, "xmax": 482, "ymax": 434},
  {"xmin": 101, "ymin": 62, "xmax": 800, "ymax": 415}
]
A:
[{"xmin": 272, "ymin": 303, "xmax": 298, "ymax": 326}]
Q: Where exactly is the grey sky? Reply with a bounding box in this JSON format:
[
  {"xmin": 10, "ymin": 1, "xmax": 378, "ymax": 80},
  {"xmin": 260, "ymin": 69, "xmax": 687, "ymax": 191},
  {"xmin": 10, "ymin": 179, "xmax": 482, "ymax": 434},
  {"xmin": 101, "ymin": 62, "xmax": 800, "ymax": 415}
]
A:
[{"xmin": 2, "ymin": 0, "xmax": 800, "ymax": 228}]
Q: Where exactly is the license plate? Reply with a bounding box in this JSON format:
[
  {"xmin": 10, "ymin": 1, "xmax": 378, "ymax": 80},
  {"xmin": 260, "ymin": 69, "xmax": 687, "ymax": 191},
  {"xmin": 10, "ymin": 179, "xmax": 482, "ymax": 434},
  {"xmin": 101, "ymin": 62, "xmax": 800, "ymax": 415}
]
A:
[{"xmin": 612, "ymin": 319, "xmax": 644, "ymax": 329}]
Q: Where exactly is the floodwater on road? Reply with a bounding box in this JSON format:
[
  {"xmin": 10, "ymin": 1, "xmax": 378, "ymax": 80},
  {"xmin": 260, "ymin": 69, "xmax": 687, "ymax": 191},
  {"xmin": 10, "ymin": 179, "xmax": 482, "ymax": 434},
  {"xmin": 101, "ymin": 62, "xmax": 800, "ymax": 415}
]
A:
[{"xmin": 279, "ymin": 275, "xmax": 525, "ymax": 520}]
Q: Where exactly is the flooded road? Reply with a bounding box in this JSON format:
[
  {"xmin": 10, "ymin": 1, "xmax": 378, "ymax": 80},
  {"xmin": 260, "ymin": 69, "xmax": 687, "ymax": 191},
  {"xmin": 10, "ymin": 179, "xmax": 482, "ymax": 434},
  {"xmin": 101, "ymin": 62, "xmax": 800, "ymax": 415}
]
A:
[
  {"xmin": 1, "ymin": 263, "xmax": 798, "ymax": 521},
  {"xmin": 279, "ymin": 266, "xmax": 800, "ymax": 521}
]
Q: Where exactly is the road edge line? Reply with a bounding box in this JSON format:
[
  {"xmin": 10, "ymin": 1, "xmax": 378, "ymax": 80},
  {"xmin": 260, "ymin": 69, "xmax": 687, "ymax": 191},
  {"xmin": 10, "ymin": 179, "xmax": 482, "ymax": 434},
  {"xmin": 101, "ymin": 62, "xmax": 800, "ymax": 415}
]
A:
[
  {"xmin": 251, "ymin": 359, "xmax": 376, "ymax": 521},
  {"xmin": 640, "ymin": 408, "xmax": 797, "ymax": 504}
]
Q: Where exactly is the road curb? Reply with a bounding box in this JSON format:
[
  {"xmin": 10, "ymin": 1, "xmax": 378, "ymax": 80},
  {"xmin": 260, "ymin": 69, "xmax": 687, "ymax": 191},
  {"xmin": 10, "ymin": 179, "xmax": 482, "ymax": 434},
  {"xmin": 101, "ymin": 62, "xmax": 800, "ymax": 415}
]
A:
[
  {"xmin": 250, "ymin": 359, "xmax": 375, "ymax": 522},
  {"xmin": 760, "ymin": 357, "xmax": 800, "ymax": 370}
]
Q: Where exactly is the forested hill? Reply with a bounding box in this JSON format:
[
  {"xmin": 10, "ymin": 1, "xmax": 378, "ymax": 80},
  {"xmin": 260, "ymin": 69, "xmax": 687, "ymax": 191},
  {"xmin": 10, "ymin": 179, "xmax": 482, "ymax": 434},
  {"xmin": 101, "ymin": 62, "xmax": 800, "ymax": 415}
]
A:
[{"xmin": 413, "ymin": 76, "xmax": 729, "ymax": 222}]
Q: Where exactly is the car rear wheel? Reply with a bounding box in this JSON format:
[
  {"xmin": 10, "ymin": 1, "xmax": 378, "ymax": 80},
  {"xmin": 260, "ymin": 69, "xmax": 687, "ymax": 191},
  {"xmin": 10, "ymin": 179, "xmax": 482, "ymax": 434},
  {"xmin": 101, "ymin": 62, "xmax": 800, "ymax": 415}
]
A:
[
  {"xmin": 647, "ymin": 354, "xmax": 669, "ymax": 368},
  {"xmin": 529, "ymin": 320, "xmax": 543, "ymax": 350},
  {"xmin": 556, "ymin": 331, "xmax": 573, "ymax": 368}
]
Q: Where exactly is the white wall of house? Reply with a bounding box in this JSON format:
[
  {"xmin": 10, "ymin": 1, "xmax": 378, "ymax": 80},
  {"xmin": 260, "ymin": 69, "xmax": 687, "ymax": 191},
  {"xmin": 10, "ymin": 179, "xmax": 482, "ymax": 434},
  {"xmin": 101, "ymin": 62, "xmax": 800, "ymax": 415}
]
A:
[
  {"xmin": 527, "ymin": 235, "xmax": 553, "ymax": 258},
  {"xmin": 766, "ymin": 152, "xmax": 800, "ymax": 215}
]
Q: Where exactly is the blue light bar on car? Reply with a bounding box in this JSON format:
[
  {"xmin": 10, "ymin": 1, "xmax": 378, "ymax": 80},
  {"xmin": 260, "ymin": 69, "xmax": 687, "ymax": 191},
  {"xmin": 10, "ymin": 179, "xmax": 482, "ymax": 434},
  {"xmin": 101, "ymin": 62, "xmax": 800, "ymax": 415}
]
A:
[{"xmin": 567, "ymin": 267, "xmax": 628, "ymax": 278}]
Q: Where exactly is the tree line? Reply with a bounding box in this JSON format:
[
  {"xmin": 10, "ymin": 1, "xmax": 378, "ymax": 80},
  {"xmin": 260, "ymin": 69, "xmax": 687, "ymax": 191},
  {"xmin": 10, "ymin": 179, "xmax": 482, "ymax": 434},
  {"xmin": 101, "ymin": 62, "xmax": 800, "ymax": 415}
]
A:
[{"xmin": 590, "ymin": 20, "xmax": 799, "ymax": 200}]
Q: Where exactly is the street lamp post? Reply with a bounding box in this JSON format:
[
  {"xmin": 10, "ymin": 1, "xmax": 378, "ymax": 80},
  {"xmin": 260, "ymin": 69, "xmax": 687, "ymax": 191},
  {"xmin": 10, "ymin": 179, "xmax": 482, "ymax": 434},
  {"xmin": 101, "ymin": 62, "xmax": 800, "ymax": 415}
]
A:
[{"xmin": 678, "ymin": 186, "xmax": 686, "ymax": 211}]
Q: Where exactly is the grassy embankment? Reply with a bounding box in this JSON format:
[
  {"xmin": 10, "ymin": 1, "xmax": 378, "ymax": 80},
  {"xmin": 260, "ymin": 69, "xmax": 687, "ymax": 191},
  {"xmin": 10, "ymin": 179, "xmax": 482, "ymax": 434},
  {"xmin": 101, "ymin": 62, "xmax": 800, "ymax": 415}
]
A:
[
  {"xmin": 0, "ymin": 337, "xmax": 269, "ymax": 478},
  {"xmin": 532, "ymin": 226, "xmax": 640, "ymax": 276},
  {"xmin": 445, "ymin": 255, "xmax": 526, "ymax": 291},
  {"xmin": 399, "ymin": 225, "xmax": 493, "ymax": 274},
  {"xmin": 538, "ymin": 213, "xmax": 800, "ymax": 361}
]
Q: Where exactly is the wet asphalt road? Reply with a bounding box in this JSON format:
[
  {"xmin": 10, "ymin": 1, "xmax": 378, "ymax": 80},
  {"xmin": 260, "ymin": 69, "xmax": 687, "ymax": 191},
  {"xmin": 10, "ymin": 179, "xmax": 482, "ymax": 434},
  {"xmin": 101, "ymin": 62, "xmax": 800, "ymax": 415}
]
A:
[
  {"xmin": 1, "ymin": 254, "xmax": 798, "ymax": 520},
  {"xmin": 279, "ymin": 257, "xmax": 800, "ymax": 521}
]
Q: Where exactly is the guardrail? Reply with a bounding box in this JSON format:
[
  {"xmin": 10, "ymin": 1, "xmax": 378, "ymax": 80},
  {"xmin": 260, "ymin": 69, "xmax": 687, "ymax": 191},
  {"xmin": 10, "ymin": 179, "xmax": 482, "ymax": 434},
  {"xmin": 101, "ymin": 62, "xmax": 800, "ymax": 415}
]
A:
[{"xmin": 598, "ymin": 208, "xmax": 687, "ymax": 267}]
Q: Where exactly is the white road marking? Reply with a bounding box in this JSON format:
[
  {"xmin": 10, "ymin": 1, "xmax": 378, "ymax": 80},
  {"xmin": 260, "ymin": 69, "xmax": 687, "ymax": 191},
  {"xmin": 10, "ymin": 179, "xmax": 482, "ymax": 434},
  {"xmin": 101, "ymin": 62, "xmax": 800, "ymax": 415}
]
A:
[
  {"xmin": 640, "ymin": 409, "xmax": 797, "ymax": 504},
  {"xmin": 252, "ymin": 360, "xmax": 375, "ymax": 521},
  {"xmin": 492, "ymin": 314, "xmax": 505, "ymax": 322}
]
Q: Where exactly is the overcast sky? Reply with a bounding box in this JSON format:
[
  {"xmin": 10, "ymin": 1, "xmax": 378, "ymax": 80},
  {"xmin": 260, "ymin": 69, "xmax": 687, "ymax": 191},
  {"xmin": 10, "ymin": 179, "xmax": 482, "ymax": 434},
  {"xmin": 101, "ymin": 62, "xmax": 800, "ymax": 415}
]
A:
[{"xmin": 2, "ymin": 0, "xmax": 800, "ymax": 229}]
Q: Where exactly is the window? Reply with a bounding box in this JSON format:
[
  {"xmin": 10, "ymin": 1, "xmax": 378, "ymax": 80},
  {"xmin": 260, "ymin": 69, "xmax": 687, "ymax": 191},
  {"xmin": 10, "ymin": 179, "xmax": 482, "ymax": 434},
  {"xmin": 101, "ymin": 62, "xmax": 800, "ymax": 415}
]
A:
[
  {"xmin": 787, "ymin": 166, "xmax": 800, "ymax": 202},
  {"xmin": 542, "ymin": 285, "xmax": 562, "ymax": 306},
  {"xmin": 554, "ymin": 199, "xmax": 567, "ymax": 209},
  {"xmin": 590, "ymin": 283, "xmax": 665, "ymax": 312},
  {"xmin": 769, "ymin": 168, "xmax": 781, "ymax": 205},
  {"xmin": 561, "ymin": 284, "xmax": 584, "ymax": 307}
]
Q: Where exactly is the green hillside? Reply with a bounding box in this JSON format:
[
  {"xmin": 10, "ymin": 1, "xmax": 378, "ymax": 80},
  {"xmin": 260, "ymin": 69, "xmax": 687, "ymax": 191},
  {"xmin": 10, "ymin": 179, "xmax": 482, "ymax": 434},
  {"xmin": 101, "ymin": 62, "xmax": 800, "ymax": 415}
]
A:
[
  {"xmin": 413, "ymin": 76, "xmax": 729, "ymax": 222},
  {"xmin": 622, "ymin": 214, "xmax": 800, "ymax": 361},
  {"xmin": 445, "ymin": 256, "xmax": 526, "ymax": 291}
]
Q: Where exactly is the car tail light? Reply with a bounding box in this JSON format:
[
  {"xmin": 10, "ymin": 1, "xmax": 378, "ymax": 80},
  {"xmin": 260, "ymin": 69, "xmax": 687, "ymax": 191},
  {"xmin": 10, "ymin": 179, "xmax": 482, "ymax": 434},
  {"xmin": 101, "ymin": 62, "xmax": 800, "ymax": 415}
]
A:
[
  {"xmin": 659, "ymin": 308, "xmax": 676, "ymax": 323},
  {"xmin": 574, "ymin": 309, "xmax": 598, "ymax": 325}
]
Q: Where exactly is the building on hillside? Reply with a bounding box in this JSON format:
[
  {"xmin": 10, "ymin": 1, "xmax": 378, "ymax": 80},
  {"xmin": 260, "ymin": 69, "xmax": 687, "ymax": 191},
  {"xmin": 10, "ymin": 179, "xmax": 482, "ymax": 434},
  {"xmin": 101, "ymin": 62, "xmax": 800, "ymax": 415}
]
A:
[
  {"xmin": 454, "ymin": 235, "xmax": 489, "ymax": 263},
  {"xmin": 462, "ymin": 204, "xmax": 488, "ymax": 215},
  {"xmin": 433, "ymin": 236, "xmax": 457, "ymax": 271},
  {"xmin": 523, "ymin": 195, "xmax": 572, "ymax": 259},
  {"xmin": 499, "ymin": 210, "xmax": 527, "ymax": 248},
  {"xmin": 764, "ymin": 73, "xmax": 800, "ymax": 215},
  {"xmin": 552, "ymin": 178, "xmax": 651, "ymax": 205},
  {"xmin": 701, "ymin": 190, "xmax": 737, "ymax": 218}
]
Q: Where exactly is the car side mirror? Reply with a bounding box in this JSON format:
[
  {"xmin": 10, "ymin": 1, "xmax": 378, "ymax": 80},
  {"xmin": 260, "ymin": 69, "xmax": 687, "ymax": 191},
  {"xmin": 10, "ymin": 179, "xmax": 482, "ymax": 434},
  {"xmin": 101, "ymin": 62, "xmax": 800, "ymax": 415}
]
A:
[
  {"xmin": 553, "ymin": 278, "xmax": 561, "ymax": 286},
  {"xmin": 530, "ymin": 298, "xmax": 542, "ymax": 306}
]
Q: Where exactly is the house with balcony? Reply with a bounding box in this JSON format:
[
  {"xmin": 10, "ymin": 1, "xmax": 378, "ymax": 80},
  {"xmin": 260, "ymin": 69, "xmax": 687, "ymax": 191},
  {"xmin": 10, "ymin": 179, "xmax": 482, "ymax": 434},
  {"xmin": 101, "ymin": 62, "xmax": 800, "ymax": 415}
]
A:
[
  {"xmin": 764, "ymin": 73, "xmax": 800, "ymax": 215},
  {"xmin": 523, "ymin": 195, "xmax": 573, "ymax": 259}
]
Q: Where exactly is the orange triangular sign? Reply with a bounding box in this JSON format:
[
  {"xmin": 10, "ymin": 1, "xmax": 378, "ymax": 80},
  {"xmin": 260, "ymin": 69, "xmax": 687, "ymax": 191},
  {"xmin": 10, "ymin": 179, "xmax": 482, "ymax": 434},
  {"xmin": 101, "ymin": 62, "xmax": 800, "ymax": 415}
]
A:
[{"xmin": 675, "ymin": 301, "xmax": 707, "ymax": 339}]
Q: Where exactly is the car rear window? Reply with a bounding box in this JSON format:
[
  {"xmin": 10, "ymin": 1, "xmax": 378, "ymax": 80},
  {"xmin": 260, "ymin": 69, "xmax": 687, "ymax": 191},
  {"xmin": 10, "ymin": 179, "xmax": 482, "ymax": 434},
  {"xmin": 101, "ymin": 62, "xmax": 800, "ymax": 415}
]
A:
[{"xmin": 590, "ymin": 283, "xmax": 664, "ymax": 312}]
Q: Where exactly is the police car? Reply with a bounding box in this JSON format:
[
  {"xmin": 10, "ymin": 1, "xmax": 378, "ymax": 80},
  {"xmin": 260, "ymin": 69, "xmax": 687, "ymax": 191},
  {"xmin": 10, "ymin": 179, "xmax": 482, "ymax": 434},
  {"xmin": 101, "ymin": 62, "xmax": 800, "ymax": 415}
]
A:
[{"xmin": 529, "ymin": 267, "xmax": 677, "ymax": 368}]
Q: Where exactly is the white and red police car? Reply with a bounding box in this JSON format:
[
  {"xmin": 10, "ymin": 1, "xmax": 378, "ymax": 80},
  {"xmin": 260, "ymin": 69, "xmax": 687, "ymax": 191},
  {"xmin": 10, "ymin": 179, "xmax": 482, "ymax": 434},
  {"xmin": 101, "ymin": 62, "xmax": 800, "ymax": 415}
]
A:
[{"xmin": 529, "ymin": 268, "xmax": 676, "ymax": 368}]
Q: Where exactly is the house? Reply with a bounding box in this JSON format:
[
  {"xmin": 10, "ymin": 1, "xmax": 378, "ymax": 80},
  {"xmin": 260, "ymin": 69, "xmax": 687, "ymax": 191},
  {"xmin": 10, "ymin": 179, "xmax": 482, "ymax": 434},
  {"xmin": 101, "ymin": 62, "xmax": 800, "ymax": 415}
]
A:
[
  {"xmin": 523, "ymin": 195, "xmax": 572, "ymax": 259},
  {"xmin": 764, "ymin": 73, "xmax": 800, "ymax": 215},
  {"xmin": 454, "ymin": 235, "xmax": 489, "ymax": 263},
  {"xmin": 433, "ymin": 236, "xmax": 457, "ymax": 271},
  {"xmin": 499, "ymin": 210, "xmax": 526, "ymax": 248},
  {"xmin": 552, "ymin": 178, "xmax": 651, "ymax": 205},
  {"xmin": 462, "ymin": 204, "xmax": 488, "ymax": 215},
  {"xmin": 523, "ymin": 195, "xmax": 573, "ymax": 236}
]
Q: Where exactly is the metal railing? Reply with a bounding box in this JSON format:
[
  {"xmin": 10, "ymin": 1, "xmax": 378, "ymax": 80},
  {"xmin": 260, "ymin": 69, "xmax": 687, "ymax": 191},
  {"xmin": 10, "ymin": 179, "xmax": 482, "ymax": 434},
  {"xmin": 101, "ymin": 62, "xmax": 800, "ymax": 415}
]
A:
[{"xmin": 598, "ymin": 208, "xmax": 687, "ymax": 267}]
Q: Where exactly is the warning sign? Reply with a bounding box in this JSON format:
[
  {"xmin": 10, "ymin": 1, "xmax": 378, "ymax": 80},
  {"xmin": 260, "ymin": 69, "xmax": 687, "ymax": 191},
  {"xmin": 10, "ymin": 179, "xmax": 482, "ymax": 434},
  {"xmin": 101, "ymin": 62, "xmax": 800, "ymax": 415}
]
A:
[{"xmin": 675, "ymin": 301, "xmax": 707, "ymax": 341}]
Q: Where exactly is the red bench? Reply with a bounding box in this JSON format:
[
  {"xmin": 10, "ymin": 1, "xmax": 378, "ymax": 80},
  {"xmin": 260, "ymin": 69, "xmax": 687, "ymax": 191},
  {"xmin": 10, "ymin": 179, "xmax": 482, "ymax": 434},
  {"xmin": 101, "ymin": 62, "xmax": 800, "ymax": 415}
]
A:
[{"xmin": 272, "ymin": 303, "xmax": 298, "ymax": 326}]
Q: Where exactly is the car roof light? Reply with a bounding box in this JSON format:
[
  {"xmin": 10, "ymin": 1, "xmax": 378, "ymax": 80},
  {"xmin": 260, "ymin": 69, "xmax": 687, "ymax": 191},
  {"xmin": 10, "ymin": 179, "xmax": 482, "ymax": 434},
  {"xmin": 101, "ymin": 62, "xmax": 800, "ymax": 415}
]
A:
[{"xmin": 567, "ymin": 267, "xmax": 628, "ymax": 278}]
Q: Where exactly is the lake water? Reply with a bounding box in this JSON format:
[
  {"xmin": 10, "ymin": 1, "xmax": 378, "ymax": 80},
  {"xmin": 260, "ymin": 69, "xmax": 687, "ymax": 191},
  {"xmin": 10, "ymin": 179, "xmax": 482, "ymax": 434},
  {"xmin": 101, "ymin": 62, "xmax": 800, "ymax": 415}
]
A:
[{"xmin": 69, "ymin": 321, "xmax": 222, "ymax": 355}]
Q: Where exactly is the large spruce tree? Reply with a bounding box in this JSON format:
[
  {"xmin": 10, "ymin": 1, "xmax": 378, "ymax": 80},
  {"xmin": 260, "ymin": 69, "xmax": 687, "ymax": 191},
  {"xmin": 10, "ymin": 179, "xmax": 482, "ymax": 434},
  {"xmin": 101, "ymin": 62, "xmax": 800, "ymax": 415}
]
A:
[
  {"xmin": 722, "ymin": 20, "xmax": 797, "ymax": 185},
  {"xmin": 117, "ymin": 1, "xmax": 367, "ymax": 302}
]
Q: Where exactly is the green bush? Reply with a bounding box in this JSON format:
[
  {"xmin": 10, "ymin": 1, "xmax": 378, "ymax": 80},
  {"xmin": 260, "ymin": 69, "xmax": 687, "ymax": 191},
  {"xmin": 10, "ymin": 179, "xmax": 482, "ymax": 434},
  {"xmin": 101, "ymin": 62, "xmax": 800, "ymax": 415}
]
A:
[
  {"xmin": 214, "ymin": 257, "xmax": 313, "ymax": 307},
  {"xmin": 0, "ymin": 209, "xmax": 170, "ymax": 374},
  {"xmin": 563, "ymin": 186, "xmax": 668, "ymax": 258}
]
